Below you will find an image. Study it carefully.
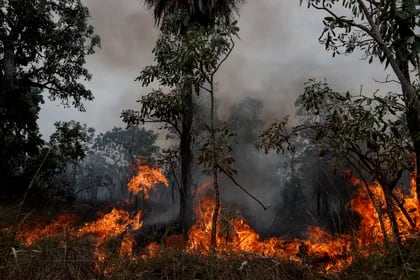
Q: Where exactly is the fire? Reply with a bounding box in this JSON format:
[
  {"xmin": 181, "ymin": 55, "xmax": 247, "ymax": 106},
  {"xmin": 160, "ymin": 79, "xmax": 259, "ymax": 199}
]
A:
[
  {"xmin": 9, "ymin": 160, "xmax": 169, "ymax": 275},
  {"xmin": 186, "ymin": 195, "xmax": 351, "ymax": 272},
  {"xmin": 127, "ymin": 158, "xmax": 169, "ymax": 199},
  {"xmin": 77, "ymin": 208, "xmax": 143, "ymax": 239},
  {"xmin": 120, "ymin": 232, "xmax": 136, "ymax": 257},
  {"xmin": 346, "ymin": 171, "xmax": 420, "ymax": 247},
  {"xmin": 76, "ymin": 208, "xmax": 143, "ymax": 272},
  {"xmin": 183, "ymin": 170, "xmax": 419, "ymax": 273},
  {"xmin": 8, "ymin": 159, "xmax": 420, "ymax": 275},
  {"xmin": 17, "ymin": 213, "xmax": 77, "ymax": 246}
]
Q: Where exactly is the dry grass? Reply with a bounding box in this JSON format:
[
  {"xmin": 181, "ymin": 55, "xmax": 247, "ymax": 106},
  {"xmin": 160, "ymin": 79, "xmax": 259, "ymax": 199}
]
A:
[
  {"xmin": 110, "ymin": 252, "xmax": 317, "ymax": 280},
  {"xmin": 0, "ymin": 237, "xmax": 96, "ymax": 280},
  {"xmin": 334, "ymin": 238, "xmax": 420, "ymax": 280},
  {"xmin": 1, "ymin": 233, "xmax": 420, "ymax": 280},
  {"xmin": 1, "ymin": 204, "xmax": 420, "ymax": 280}
]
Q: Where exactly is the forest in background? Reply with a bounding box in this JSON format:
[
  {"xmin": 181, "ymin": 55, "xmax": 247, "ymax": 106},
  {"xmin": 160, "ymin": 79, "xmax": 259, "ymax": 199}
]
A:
[{"xmin": 1, "ymin": 1, "xmax": 420, "ymax": 279}]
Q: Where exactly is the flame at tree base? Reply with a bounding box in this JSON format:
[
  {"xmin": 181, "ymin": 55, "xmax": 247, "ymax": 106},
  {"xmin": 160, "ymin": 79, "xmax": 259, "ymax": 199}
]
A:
[
  {"xmin": 4, "ymin": 167, "xmax": 420, "ymax": 275},
  {"xmin": 181, "ymin": 196, "xmax": 353, "ymax": 273}
]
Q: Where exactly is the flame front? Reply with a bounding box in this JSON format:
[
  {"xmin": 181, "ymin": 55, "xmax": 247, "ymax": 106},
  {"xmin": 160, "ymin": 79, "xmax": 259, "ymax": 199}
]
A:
[
  {"xmin": 186, "ymin": 196, "xmax": 351, "ymax": 272},
  {"xmin": 77, "ymin": 208, "xmax": 143, "ymax": 239},
  {"xmin": 17, "ymin": 213, "xmax": 77, "ymax": 246},
  {"xmin": 185, "ymin": 171, "xmax": 419, "ymax": 273},
  {"xmin": 127, "ymin": 158, "xmax": 169, "ymax": 199},
  {"xmin": 8, "ymin": 163, "xmax": 420, "ymax": 275}
]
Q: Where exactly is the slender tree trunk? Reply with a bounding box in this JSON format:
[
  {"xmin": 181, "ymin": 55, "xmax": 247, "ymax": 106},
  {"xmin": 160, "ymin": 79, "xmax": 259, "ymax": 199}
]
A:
[
  {"xmin": 4, "ymin": 43, "xmax": 16, "ymax": 83},
  {"xmin": 392, "ymin": 194, "xmax": 416, "ymax": 229},
  {"xmin": 382, "ymin": 185, "xmax": 402, "ymax": 248},
  {"xmin": 210, "ymin": 164, "xmax": 220, "ymax": 250},
  {"xmin": 395, "ymin": 47, "xmax": 420, "ymax": 209},
  {"xmin": 179, "ymin": 81, "xmax": 194, "ymax": 235},
  {"xmin": 390, "ymin": 0, "xmax": 420, "ymax": 209},
  {"xmin": 209, "ymin": 78, "xmax": 220, "ymax": 250},
  {"xmin": 357, "ymin": 0, "xmax": 420, "ymax": 208},
  {"xmin": 361, "ymin": 178, "xmax": 390, "ymax": 247}
]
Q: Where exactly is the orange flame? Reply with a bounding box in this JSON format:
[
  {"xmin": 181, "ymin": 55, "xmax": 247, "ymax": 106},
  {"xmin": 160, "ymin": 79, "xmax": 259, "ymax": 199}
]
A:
[
  {"xmin": 77, "ymin": 208, "xmax": 143, "ymax": 239},
  {"xmin": 120, "ymin": 232, "xmax": 136, "ymax": 257},
  {"xmin": 127, "ymin": 158, "xmax": 169, "ymax": 199},
  {"xmin": 17, "ymin": 213, "xmax": 77, "ymax": 246},
  {"xmin": 9, "ymin": 161, "xmax": 420, "ymax": 275},
  {"xmin": 184, "ymin": 171, "xmax": 419, "ymax": 273}
]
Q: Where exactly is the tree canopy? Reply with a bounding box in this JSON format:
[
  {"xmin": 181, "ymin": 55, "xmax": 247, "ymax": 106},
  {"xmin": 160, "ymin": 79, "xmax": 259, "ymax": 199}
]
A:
[{"xmin": 0, "ymin": 0, "xmax": 99, "ymax": 197}]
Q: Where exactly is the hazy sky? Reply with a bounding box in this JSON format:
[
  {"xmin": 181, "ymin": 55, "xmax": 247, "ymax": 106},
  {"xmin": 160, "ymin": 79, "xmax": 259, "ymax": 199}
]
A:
[{"xmin": 38, "ymin": 0, "xmax": 394, "ymax": 138}]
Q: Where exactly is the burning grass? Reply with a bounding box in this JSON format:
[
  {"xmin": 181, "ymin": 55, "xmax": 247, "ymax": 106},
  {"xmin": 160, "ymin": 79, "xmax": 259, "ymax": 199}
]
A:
[
  {"xmin": 1, "ymin": 231, "xmax": 420, "ymax": 280},
  {"xmin": 2, "ymin": 161, "xmax": 420, "ymax": 279}
]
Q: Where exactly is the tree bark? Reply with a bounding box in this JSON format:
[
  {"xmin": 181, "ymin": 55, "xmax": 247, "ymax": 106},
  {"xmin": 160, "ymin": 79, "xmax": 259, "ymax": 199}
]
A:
[
  {"xmin": 209, "ymin": 77, "xmax": 220, "ymax": 250},
  {"xmin": 4, "ymin": 43, "xmax": 16, "ymax": 83},
  {"xmin": 392, "ymin": 193, "xmax": 416, "ymax": 229},
  {"xmin": 179, "ymin": 81, "xmax": 194, "ymax": 234},
  {"xmin": 395, "ymin": 45, "xmax": 420, "ymax": 210},
  {"xmin": 354, "ymin": 0, "xmax": 420, "ymax": 207},
  {"xmin": 383, "ymin": 185, "xmax": 402, "ymax": 248}
]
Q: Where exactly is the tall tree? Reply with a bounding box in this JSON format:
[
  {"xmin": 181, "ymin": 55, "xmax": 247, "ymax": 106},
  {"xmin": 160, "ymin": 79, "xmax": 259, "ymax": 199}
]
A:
[
  {"xmin": 124, "ymin": 10, "xmax": 239, "ymax": 239},
  {"xmin": 0, "ymin": 0, "xmax": 100, "ymax": 195},
  {"xmin": 301, "ymin": 0, "xmax": 420, "ymax": 206},
  {"xmin": 140, "ymin": 0, "xmax": 245, "ymax": 233}
]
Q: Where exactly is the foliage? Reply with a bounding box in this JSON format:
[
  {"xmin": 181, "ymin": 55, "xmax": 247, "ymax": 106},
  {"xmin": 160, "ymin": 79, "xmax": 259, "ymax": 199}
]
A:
[
  {"xmin": 93, "ymin": 126, "xmax": 159, "ymax": 165},
  {"xmin": 144, "ymin": 0, "xmax": 246, "ymax": 26},
  {"xmin": 198, "ymin": 123, "xmax": 237, "ymax": 175},
  {"xmin": 301, "ymin": 0, "xmax": 419, "ymax": 67},
  {"xmin": 122, "ymin": 9, "xmax": 238, "ymax": 133},
  {"xmin": 0, "ymin": 0, "xmax": 99, "ymax": 198},
  {"xmin": 137, "ymin": 9, "xmax": 239, "ymax": 90},
  {"xmin": 50, "ymin": 121, "xmax": 95, "ymax": 165},
  {"xmin": 75, "ymin": 126, "xmax": 159, "ymax": 200},
  {"xmin": 300, "ymin": 0, "xmax": 420, "ymax": 207},
  {"xmin": 258, "ymin": 79, "xmax": 412, "ymax": 186},
  {"xmin": 0, "ymin": 0, "xmax": 100, "ymax": 108},
  {"xmin": 123, "ymin": 10, "xmax": 239, "ymax": 176},
  {"xmin": 258, "ymin": 79, "xmax": 414, "ymax": 244},
  {"xmin": 122, "ymin": 90, "xmax": 183, "ymax": 135}
]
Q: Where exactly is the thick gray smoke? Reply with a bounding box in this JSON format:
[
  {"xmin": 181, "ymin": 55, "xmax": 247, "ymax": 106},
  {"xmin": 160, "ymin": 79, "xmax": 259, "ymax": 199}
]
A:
[
  {"xmin": 38, "ymin": 1, "xmax": 395, "ymax": 234},
  {"xmin": 39, "ymin": 0, "xmax": 393, "ymax": 136}
]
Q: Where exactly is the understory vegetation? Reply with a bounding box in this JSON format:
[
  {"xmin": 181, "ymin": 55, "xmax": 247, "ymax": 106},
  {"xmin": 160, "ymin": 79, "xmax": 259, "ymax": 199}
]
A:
[
  {"xmin": 0, "ymin": 217, "xmax": 419, "ymax": 280},
  {"xmin": 2, "ymin": 0, "xmax": 420, "ymax": 279}
]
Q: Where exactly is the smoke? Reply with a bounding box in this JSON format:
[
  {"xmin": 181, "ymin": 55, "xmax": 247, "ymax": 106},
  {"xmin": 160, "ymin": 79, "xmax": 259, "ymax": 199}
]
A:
[
  {"xmin": 39, "ymin": 0, "xmax": 157, "ymax": 137},
  {"xmin": 37, "ymin": 0, "xmax": 396, "ymax": 234},
  {"xmin": 38, "ymin": 0, "xmax": 394, "ymax": 137},
  {"xmin": 215, "ymin": 0, "xmax": 394, "ymax": 122}
]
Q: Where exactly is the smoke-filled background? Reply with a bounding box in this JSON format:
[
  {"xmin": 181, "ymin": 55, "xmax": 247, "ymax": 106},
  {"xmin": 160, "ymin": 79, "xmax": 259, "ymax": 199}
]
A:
[
  {"xmin": 37, "ymin": 0, "xmax": 395, "ymax": 235},
  {"xmin": 38, "ymin": 0, "xmax": 393, "ymax": 136}
]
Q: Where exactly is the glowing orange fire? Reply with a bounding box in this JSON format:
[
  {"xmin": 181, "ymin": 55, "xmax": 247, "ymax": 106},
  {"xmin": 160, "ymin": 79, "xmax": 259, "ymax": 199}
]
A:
[
  {"xmin": 120, "ymin": 232, "xmax": 136, "ymax": 257},
  {"xmin": 183, "ymin": 170, "xmax": 419, "ymax": 272},
  {"xmin": 76, "ymin": 208, "xmax": 143, "ymax": 271},
  {"xmin": 77, "ymin": 208, "xmax": 142, "ymax": 239},
  {"xmin": 185, "ymin": 195, "xmax": 352, "ymax": 272},
  {"xmin": 127, "ymin": 158, "xmax": 169, "ymax": 199},
  {"xmin": 16, "ymin": 213, "xmax": 77, "ymax": 246},
  {"xmin": 7, "ymin": 160, "xmax": 420, "ymax": 275}
]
